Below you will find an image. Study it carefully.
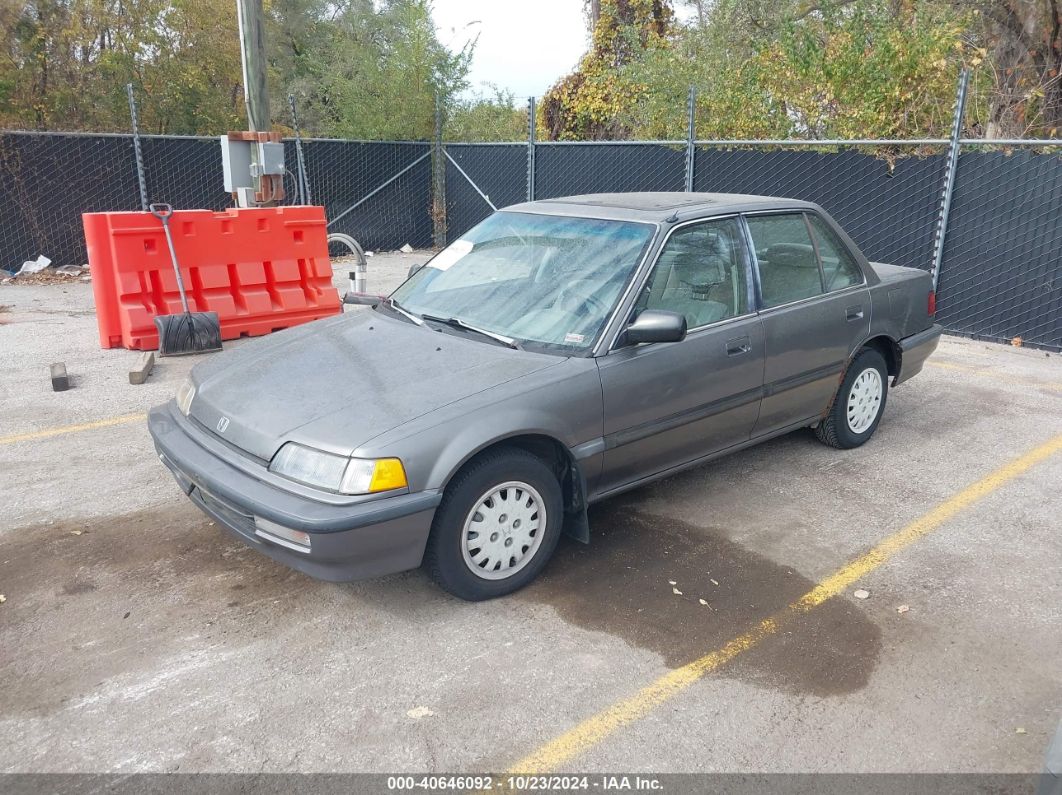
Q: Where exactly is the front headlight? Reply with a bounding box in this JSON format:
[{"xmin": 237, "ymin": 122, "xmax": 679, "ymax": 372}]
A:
[
  {"xmin": 175, "ymin": 379, "xmax": 196, "ymax": 416},
  {"xmin": 340, "ymin": 457, "xmax": 408, "ymax": 494},
  {"xmin": 269, "ymin": 442, "xmax": 407, "ymax": 495}
]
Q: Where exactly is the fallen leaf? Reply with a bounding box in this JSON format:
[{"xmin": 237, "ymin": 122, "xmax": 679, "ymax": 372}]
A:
[
  {"xmin": 1016, "ymin": 727, "xmax": 1027, "ymax": 735},
  {"xmin": 710, "ymin": 579, "xmax": 719, "ymax": 586},
  {"xmin": 698, "ymin": 598, "xmax": 708, "ymax": 606},
  {"xmin": 0, "ymin": 594, "xmax": 6, "ymax": 604},
  {"xmin": 853, "ymin": 589, "xmax": 870, "ymax": 600},
  {"xmin": 672, "ymin": 587, "xmax": 683, "ymax": 595},
  {"xmin": 897, "ymin": 604, "xmax": 910, "ymax": 614},
  {"xmin": 407, "ymin": 706, "xmax": 435, "ymax": 719},
  {"xmin": 70, "ymin": 530, "xmax": 82, "ymax": 536},
  {"xmin": 668, "ymin": 580, "xmax": 677, "ymax": 586},
  {"xmin": 1011, "ymin": 336, "xmax": 1023, "ymax": 347}
]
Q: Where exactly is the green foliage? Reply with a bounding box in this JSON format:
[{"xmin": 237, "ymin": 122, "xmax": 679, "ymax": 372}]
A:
[
  {"xmin": 541, "ymin": 0, "xmax": 673, "ymax": 140},
  {"xmin": 2, "ymin": 0, "xmax": 1054, "ymax": 142},
  {"xmin": 0, "ymin": 0, "xmax": 244, "ymax": 134},
  {"xmin": 282, "ymin": 0, "xmax": 472, "ymax": 140},
  {"xmin": 0, "ymin": 0, "xmax": 477, "ymax": 139},
  {"xmin": 544, "ymin": 0, "xmax": 974, "ymax": 141},
  {"xmin": 750, "ymin": 1, "xmax": 970, "ymax": 139},
  {"xmin": 444, "ymin": 86, "xmax": 527, "ymax": 142}
]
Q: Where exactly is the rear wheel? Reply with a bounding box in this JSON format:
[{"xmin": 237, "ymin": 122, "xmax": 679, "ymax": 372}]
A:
[
  {"xmin": 425, "ymin": 448, "xmax": 563, "ymax": 600},
  {"xmin": 815, "ymin": 347, "xmax": 889, "ymax": 449}
]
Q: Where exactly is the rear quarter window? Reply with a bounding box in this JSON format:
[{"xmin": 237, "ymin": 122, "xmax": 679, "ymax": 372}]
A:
[{"xmin": 807, "ymin": 215, "xmax": 865, "ymax": 292}]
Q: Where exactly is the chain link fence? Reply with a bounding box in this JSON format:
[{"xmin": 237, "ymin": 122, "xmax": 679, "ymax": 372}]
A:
[
  {"xmin": 1, "ymin": 87, "xmax": 1060, "ymax": 351},
  {"xmin": 937, "ymin": 149, "xmax": 1062, "ymax": 347},
  {"xmin": 0, "ymin": 131, "xmax": 432, "ymax": 269},
  {"xmin": 306, "ymin": 140, "xmax": 432, "ymax": 252},
  {"xmin": 444, "ymin": 143, "xmax": 526, "ymax": 239}
]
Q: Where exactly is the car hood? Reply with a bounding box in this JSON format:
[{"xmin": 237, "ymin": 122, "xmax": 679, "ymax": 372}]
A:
[{"xmin": 188, "ymin": 311, "xmax": 562, "ymax": 461}]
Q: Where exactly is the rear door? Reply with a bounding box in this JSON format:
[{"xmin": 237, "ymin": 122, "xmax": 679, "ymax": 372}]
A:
[
  {"xmin": 745, "ymin": 211, "xmax": 871, "ymax": 437},
  {"xmin": 596, "ymin": 216, "xmax": 765, "ymax": 495}
]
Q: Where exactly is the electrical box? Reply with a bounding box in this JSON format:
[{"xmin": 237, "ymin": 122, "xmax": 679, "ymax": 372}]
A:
[
  {"xmin": 220, "ymin": 133, "xmax": 285, "ymax": 204},
  {"xmin": 254, "ymin": 142, "xmax": 286, "ymax": 176},
  {"xmin": 221, "ymin": 135, "xmax": 253, "ymax": 193}
]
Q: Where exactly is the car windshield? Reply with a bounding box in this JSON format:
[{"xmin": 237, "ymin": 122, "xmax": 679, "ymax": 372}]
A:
[{"xmin": 389, "ymin": 211, "xmax": 655, "ymax": 354}]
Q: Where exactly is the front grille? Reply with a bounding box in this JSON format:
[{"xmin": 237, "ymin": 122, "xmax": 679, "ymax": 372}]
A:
[{"xmin": 193, "ymin": 487, "xmax": 256, "ymax": 538}]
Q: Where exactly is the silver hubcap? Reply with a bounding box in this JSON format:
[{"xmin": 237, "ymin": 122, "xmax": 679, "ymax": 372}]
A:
[
  {"xmin": 847, "ymin": 367, "xmax": 883, "ymax": 434},
  {"xmin": 461, "ymin": 481, "xmax": 546, "ymax": 580}
]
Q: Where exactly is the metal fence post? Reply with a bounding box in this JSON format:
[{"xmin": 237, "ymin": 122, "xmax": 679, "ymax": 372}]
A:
[
  {"xmin": 527, "ymin": 96, "xmax": 536, "ymax": 202},
  {"xmin": 125, "ymin": 84, "xmax": 149, "ymax": 211},
  {"xmin": 432, "ymin": 94, "xmax": 447, "ymax": 249},
  {"xmin": 930, "ymin": 68, "xmax": 970, "ymax": 290},
  {"xmin": 685, "ymin": 86, "xmax": 696, "ymax": 192},
  {"xmin": 288, "ymin": 94, "xmax": 311, "ymax": 206}
]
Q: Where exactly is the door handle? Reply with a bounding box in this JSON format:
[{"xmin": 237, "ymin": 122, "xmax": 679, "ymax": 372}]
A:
[
  {"xmin": 845, "ymin": 305, "xmax": 864, "ymax": 321},
  {"xmin": 725, "ymin": 335, "xmax": 751, "ymax": 356}
]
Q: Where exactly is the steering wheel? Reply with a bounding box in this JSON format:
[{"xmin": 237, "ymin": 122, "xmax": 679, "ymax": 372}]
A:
[{"xmin": 554, "ymin": 279, "xmax": 608, "ymax": 316}]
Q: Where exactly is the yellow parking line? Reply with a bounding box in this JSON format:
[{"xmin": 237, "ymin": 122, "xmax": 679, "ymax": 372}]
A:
[
  {"xmin": 927, "ymin": 360, "xmax": 1062, "ymax": 392},
  {"xmin": 0, "ymin": 413, "xmax": 147, "ymax": 446},
  {"xmin": 508, "ymin": 433, "xmax": 1062, "ymax": 774}
]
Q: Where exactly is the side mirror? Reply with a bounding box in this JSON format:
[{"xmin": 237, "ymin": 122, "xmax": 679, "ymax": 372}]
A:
[
  {"xmin": 407, "ymin": 263, "xmax": 425, "ymax": 280},
  {"xmin": 625, "ymin": 310, "xmax": 687, "ymax": 345}
]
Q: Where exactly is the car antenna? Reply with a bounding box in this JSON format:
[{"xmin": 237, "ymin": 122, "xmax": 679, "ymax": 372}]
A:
[{"xmin": 664, "ymin": 211, "xmax": 680, "ymax": 223}]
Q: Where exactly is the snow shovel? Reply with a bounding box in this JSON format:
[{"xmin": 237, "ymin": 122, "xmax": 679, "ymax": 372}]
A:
[{"xmin": 150, "ymin": 203, "xmax": 222, "ymax": 356}]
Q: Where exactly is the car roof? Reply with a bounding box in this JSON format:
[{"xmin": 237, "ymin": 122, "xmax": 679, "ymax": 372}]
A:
[{"xmin": 502, "ymin": 192, "xmax": 820, "ymax": 223}]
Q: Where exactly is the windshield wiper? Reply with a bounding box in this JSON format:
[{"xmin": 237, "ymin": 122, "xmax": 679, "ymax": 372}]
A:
[
  {"xmin": 420, "ymin": 314, "xmax": 523, "ymax": 350},
  {"xmin": 381, "ymin": 296, "xmax": 424, "ymax": 326}
]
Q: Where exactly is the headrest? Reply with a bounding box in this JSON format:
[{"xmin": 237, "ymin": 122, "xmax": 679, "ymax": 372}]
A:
[
  {"xmin": 664, "ymin": 231, "xmax": 733, "ymax": 284},
  {"xmin": 766, "ymin": 243, "xmax": 817, "ymax": 268}
]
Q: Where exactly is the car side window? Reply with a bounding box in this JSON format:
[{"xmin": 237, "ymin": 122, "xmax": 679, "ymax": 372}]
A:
[
  {"xmin": 807, "ymin": 215, "xmax": 864, "ymax": 292},
  {"xmin": 640, "ymin": 217, "xmax": 749, "ymax": 329},
  {"xmin": 746, "ymin": 213, "xmax": 824, "ymax": 308}
]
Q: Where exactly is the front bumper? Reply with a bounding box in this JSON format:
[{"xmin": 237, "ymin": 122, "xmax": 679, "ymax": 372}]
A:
[
  {"xmin": 894, "ymin": 323, "xmax": 943, "ymax": 386},
  {"xmin": 148, "ymin": 404, "xmax": 441, "ymax": 582}
]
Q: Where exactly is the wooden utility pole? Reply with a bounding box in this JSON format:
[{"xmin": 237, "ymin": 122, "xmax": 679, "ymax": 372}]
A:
[
  {"xmin": 233, "ymin": 0, "xmax": 283, "ymax": 204},
  {"xmin": 236, "ymin": 0, "xmax": 270, "ymax": 130},
  {"xmin": 432, "ymin": 94, "xmax": 447, "ymax": 249}
]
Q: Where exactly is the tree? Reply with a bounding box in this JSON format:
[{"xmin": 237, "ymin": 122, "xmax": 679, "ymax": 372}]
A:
[
  {"xmin": 546, "ymin": 0, "xmax": 974, "ymax": 141},
  {"xmin": 299, "ymin": 0, "xmax": 469, "ymax": 139},
  {"xmin": 961, "ymin": 0, "xmax": 1062, "ymax": 137},
  {"xmin": 0, "ymin": 0, "xmax": 475, "ymax": 139},
  {"xmin": 445, "ymin": 85, "xmax": 526, "ymax": 142},
  {"xmin": 541, "ymin": 0, "xmax": 673, "ymax": 140},
  {"xmin": 749, "ymin": 1, "xmax": 970, "ymax": 139},
  {"xmin": 0, "ymin": 0, "xmax": 243, "ymax": 133}
]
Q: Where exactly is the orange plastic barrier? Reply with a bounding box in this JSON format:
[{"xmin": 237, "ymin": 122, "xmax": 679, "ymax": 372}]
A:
[{"xmin": 83, "ymin": 206, "xmax": 340, "ymax": 350}]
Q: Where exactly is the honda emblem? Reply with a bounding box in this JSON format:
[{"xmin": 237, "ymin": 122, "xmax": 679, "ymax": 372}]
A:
[{"xmin": 216, "ymin": 416, "xmax": 230, "ymax": 433}]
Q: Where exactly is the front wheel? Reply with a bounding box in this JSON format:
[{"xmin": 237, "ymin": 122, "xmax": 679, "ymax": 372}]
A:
[
  {"xmin": 424, "ymin": 448, "xmax": 564, "ymax": 600},
  {"xmin": 815, "ymin": 347, "xmax": 889, "ymax": 449}
]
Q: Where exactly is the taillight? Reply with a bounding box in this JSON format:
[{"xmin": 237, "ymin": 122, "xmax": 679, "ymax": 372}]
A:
[{"xmin": 927, "ymin": 290, "xmax": 936, "ymax": 317}]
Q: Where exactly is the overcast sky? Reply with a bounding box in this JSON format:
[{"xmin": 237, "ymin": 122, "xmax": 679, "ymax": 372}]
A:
[{"xmin": 430, "ymin": 0, "xmax": 590, "ymax": 99}]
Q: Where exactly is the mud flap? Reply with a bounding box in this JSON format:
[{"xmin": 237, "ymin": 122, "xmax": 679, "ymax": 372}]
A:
[
  {"xmin": 561, "ymin": 462, "xmax": 590, "ymax": 544},
  {"xmin": 563, "ymin": 509, "xmax": 590, "ymax": 544}
]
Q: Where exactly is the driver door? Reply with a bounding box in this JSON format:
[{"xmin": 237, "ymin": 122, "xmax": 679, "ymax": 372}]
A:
[{"xmin": 595, "ymin": 216, "xmax": 765, "ymax": 496}]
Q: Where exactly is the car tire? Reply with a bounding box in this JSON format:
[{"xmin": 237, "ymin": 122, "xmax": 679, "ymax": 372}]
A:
[
  {"xmin": 424, "ymin": 447, "xmax": 564, "ymax": 601},
  {"xmin": 815, "ymin": 347, "xmax": 889, "ymax": 449}
]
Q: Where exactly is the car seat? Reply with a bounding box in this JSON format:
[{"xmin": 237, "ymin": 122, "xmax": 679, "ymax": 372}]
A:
[{"xmin": 647, "ymin": 231, "xmax": 733, "ymax": 327}]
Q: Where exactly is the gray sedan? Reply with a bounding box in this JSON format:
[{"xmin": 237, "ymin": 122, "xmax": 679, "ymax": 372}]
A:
[{"xmin": 148, "ymin": 192, "xmax": 942, "ymax": 600}]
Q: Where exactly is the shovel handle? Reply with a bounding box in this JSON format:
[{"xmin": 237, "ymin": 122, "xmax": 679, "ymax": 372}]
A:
[{"xmin": 150, "ymin": 203, "xmax": 190, "ymax": 315}]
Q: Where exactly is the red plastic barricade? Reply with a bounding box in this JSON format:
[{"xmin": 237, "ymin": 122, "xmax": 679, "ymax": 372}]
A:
[{"xmin": 83, "ymin": 206, "xmax": 340, "ymax": 350}]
